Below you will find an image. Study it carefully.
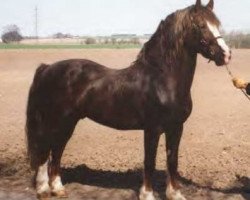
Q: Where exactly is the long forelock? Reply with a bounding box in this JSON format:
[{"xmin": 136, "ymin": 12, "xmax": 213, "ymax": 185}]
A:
[
  {"xmin": 199, "ymin": 7, "xmax": 221, "ymax": 27},
  {"xmin": 162, "ymin": 7, "xmax": 193, "ymax": 58},
  {"xmin": 173, "ymin": 7, "xmax": 192, "ymax": 37}
]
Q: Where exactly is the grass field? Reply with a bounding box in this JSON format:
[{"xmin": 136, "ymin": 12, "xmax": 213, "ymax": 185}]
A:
[{"xmin": 0, "ymin": 43, "xmax": 142, "ymax": 49}]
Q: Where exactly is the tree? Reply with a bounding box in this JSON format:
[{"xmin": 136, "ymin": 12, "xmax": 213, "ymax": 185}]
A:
[{"xmin": 1, "ymin": 24, "xmax": 23, "ymax": 43}]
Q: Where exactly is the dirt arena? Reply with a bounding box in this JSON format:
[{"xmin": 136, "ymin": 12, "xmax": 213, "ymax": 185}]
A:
[{"xmin": 0, "ymin": 49, "xmax": 249, "ymax": 200}]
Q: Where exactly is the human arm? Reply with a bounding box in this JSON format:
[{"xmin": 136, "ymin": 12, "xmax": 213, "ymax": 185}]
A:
[
  {"xmin": 232, "ymin": 78, "xmax": 250, "ymax": 95},
  {"xmin": 246, "ymin": 83, "xmax": 250, "ymax": 95}
]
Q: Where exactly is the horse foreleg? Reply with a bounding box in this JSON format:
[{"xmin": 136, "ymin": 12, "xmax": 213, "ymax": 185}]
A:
[
  {"xmin": 165, "ymin": 124, "xmax": 186, "ymax": 200},
  {"xmin": 140, "ymin": 128, "xmax": 160, "ymax": 200}
]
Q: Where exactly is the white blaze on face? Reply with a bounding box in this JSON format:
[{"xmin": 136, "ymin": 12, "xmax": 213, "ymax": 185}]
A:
[{"xmin": 206, "ymin": 21, "xmax": 231, "ymax": 64}]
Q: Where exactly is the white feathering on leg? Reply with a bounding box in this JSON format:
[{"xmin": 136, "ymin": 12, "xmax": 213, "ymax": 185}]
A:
[
  {"xmin": 36, "ymin": 160, "xmax": 50, "ymax": 195},
  {"xmin": 139, "ymin": 185, "xmax": 156, "ymax": 200},
  {"xmin": 166, "ymin": 182, "xmax": 186, "ymax": 200},
  {"xmin": 51, "ymin": 176, "xmax": 64, "ymax": 192}
]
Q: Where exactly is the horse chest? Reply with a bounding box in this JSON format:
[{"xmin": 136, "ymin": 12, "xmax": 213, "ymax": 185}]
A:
[{"xmin": 155, "ymin": 88, "xmax": 193, "ymax": 123}]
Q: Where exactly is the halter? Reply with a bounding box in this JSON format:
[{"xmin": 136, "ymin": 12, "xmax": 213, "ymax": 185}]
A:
[
  {"xmin": 192, "ymin": 21, "xmax": 223, "ymax": 45},
  {"xmin": 200, "ymin": 36, "xmax": 223, "ymax": 47},
  {"xmin": 215, "ymin": 36, "xmax": 223, "ymax": 40},
  {"xmin": 200, "ymin": 35, "xmax": 223, "ymax": 63}
]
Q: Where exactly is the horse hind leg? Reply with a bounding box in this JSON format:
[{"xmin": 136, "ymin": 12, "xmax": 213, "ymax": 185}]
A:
[
  {"xmin": 34, "ymin": 145, "xmax": 51, "ymax": 199},
  {"xmin": 27, "ymin": 118, "xmax": 75, "ymax": 198},
  {"xmin": 49, "ymin": 119, "xmax": 77, "ymax": 198},
  {"xmin": 49, "ymin": 142, "xmax": 69, "ymax": 198},
  {"xmin": 27, "ymin": 127, "xmax": 51, "ymax": 198},
  {"xmin": 49, "ymin": 145, "xmax": 68, "ymax": 198},
  {"xmin": 26, "ymin": 119, "xmax": 52, "ymax": 198}
]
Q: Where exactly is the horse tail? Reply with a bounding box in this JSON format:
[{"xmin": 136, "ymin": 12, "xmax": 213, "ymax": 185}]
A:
[{"xmin": 26, "ymin": 63, "xmax": 49, "ymax": 169}]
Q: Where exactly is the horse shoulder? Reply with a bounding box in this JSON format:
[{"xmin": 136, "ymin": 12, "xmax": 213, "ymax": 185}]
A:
[{"xmin": 153, "ymin": 76, "xmax": 193, "ymax": 123}]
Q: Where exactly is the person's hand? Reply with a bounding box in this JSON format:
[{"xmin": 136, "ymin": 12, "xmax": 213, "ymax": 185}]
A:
[{"xmin": 232, "ymin": 78, "xmax": 248, "ymax": 89}]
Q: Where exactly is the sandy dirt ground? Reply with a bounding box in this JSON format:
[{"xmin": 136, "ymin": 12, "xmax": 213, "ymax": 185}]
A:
[{"xmin": 0, "ymin": 49, "xmax": 249, "ymax": 200}]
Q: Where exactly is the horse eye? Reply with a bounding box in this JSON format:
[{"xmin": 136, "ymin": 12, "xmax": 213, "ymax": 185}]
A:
[{"xmin": 200, "ymin": 24, "xmax": 206, "ymax": 29}]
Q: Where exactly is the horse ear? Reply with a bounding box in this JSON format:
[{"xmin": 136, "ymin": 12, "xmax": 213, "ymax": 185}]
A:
[
  {"xmin": 206, "ymin": 0, "xmax": 214, "ymax": 10},
  {"xmin": 195, "ymin": 0, "xmax": 202, "ymax": 10}
]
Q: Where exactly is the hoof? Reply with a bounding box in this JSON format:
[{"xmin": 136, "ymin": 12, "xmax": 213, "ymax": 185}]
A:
[
  {"xmin": 37, "ymin": 183, "xmax": 51, "ymax": 200},
  {"xmin": 166, "ymin": 189, "xmax": 186, "ymax": 200},
  {"xmin": 37, "ymin": 191, "xmax": 51, "ymax": 200},
  {"xmin": 51, "ymin": 189, "xmax": 68, "ymax": 198},
  {"xmin": 139, "ymin": 186, "xmax": 155, "ymax": 200},
  {"xmin": 50, "ymin": 176, "xmax": 67, "ymax": 198}
]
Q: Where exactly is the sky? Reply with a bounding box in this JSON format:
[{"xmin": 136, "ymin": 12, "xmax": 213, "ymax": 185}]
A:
[{"xmin": 1, "ymin": 0, "xmax": 250, "ymax": 37}]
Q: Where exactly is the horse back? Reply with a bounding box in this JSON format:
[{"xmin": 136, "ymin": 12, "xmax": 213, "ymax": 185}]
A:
[{"xmin": 29, "ymin": 59, "xmax": 110, "ymax": 118}]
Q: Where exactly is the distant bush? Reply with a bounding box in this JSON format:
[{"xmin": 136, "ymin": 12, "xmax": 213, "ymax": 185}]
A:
[
  {"xmin": 111, "ymin": 38, "xmax": 117, "ymax": 44},
  {"xmin": 1, "ymin": 24, "xmax": 22, "ymax": 43},
  {"xmin": 2, "ymin": 32, "xmax": 22, "ymax": 43},
  {"xmin": 53, "ymin": 32, "xmax": 72, "ymax": 39},
  {"xmin": 104, "ymin": 38, "xmax": 110, "ymax": 44},
  {"xmin": 130, "ymin": 38, "xmax": 140, "ymax": 45},
  {"xmin": 85, "ymin": 37, "xmax": 96, "ymax": 45}
]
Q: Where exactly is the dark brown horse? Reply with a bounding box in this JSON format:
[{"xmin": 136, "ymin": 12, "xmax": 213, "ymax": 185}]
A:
[{"xmin": 26, "ymin": 0, "xmax": 231, "ymax": 199}]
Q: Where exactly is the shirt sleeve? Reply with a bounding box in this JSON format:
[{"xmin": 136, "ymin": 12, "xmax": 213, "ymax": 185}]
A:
[{"xmin": 246, "ymin": 83, "xmax": 250, "ymax": 95}]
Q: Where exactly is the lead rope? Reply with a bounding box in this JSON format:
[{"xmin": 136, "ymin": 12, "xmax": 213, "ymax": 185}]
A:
[{"xmin": 225, "ymin": 65, "xmax": 250, "ymax": 101}]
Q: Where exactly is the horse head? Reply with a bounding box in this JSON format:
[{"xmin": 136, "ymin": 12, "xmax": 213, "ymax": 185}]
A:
[{"xmin": 188, "ymin": 0, "xmax": 231, "ymax": 66}]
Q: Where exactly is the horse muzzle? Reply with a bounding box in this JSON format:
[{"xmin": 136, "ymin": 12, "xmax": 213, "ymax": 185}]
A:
[{"xmin": 214, "ymin": 49, "xmax": 232, "ymax": 66}]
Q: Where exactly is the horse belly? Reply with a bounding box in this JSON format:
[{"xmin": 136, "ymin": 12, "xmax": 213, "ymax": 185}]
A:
[{"xmin": 86, "ymin": 104, "xmax": 144, "ymax": 130}]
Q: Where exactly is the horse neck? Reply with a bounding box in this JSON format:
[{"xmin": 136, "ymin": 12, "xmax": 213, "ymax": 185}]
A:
[
  {"xmin": 174, "ymin": 50, "xmax": 197, "ymax": 94},
  {"xmin": 164, "ymin": 49, "xmax": 197, "ymax": 96},
  {"xmin": 137, "ymin": 31, "xmax": 197, "ymax": 93}
]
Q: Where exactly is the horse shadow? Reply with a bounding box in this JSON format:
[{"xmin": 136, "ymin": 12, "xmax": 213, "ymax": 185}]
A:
[
  {"xmin": 61, "ymin": 165, "xmax": 166, "ymax": 199},
  {"xmin": 61, "ymin": 165, "xmax": 250, "ymax": 200},
  {"xmin": 179, "ymin": 174, "xmax": 250, "ymax": 200}
]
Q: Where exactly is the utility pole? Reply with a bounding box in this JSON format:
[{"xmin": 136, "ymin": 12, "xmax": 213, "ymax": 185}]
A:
[{"xmin": 35, "ymin": 6, "xmax": 38, "ymax": 41}]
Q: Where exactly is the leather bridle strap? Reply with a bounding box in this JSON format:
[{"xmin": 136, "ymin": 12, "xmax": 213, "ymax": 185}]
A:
[
  {"xmin": 202, "ymin": 36, "xmax": 223, "ymax": 46},
  {"xmin": 215, "ymin": 36, "xmax": 223, "ymax": 40}
]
